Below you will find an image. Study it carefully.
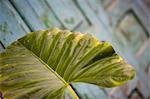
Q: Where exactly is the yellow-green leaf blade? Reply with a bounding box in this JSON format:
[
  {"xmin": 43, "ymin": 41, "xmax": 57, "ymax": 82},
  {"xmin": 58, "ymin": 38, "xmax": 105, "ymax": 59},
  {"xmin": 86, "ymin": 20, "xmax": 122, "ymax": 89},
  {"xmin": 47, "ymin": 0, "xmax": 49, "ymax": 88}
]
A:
[
  {"xmin": 0, "ymin": 42, "xmax": 72, "ymax": 99},
  {"xmin": 71, "ymin": 54, "xmax": 135, "ymax": 87}
]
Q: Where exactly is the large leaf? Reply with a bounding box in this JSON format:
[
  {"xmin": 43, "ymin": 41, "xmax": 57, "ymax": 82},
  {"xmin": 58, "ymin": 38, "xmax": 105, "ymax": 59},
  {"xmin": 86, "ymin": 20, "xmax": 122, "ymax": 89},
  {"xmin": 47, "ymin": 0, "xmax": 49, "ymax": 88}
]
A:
[{"xmin": 0, "ymin": 28, "xmax": 135, "ymax": 99}]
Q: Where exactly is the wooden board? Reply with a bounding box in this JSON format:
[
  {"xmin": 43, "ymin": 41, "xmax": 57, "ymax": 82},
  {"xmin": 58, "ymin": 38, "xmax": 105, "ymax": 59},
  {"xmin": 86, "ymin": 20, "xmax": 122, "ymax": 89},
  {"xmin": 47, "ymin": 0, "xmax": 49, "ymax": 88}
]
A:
[
  {"xmin": 117, "ymin": 13, "xmax": 147, "ymax": 54},
  {"xmin": 132, "ymin": 0, "xmax": 150, "ymax": 35},
  {"xmin": 72, "ymin": 83, "xmax": 107, "ymax": 99},
  {"xmin": 0, "ymin": 0, "xmax": 30, "ymax": 47},
  {"xmin": 46, "ymin": 0, "xmax": 89, "ymax": 31},
  {"xmin": 11, "ymin": 0, "xmax": 61, "ymax": 30},
  {"xmin": 22, "ymin": 0, "xmax": 62, "ymax": 29},
  {"xmin": 99, "ymin": 0, "xmax": 132, "ymax": 27},
  {"xmin": 83, "ymin": 0, "xmax": 111, "ymax": 31},
  {"xmin": 75, "ymin": 0, "xmax": 109, "ymax": 41}
]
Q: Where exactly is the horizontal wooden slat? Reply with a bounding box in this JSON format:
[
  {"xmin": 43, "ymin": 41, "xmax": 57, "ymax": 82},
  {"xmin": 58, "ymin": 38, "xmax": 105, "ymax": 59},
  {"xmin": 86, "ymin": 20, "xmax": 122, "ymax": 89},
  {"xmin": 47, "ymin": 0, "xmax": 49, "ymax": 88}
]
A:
[
  {"xmin": 23, "ymin": 0, "xmax": 61, "ymax": 28},
  {"xmin": 0, "ymin": 0, "xmax": 30, "ymax": 47},
  {"xmin": 136, "ymin": 38, "xmax": 150, "ymax": 68},
  {"xmin": 11, "ymin": 0, "xmax": 56, "ymax": 30},
  {"xmin": 117, "ymin": 13, "xmax": 147, "ymax": 54},
  {"xmin": 83, "ymin": 0, "xmax": 111, "ymax": 31},
  {"xmin": 72, "ymin": 83, "xmax": 107, "ymax": 99},
  {"xmin": 132, "ymin": 0, "xmax": 150, "ymax": 36},
  {"xmin": 46, "ymin": 0, "xmax": 89, "ymax": 30},
  {"xmin": 10, "ymin": 0, "xmax": 45, "ymax": 30},
  {"xmin": 105, "ymin": 0, "xmax": 132, "ymax": 27},
  {"xmin": 75, "ymin": 0, "xmax": 108, "ymax": 41}
]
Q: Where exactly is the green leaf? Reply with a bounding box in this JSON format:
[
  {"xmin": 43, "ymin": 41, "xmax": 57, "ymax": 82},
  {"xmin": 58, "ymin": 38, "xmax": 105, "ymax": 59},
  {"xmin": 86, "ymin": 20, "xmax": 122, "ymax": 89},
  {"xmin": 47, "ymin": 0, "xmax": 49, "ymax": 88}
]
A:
[{"xmin": 0, "ymin": 28, "xmax": 135, "ymax": 98}]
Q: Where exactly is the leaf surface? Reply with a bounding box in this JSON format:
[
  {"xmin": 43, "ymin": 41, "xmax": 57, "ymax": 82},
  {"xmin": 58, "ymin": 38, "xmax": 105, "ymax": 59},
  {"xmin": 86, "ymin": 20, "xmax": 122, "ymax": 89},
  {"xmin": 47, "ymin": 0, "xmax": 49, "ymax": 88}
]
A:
[{"xmin": 0, "ymin": 28, "xmax": 135, "ymax": 98}]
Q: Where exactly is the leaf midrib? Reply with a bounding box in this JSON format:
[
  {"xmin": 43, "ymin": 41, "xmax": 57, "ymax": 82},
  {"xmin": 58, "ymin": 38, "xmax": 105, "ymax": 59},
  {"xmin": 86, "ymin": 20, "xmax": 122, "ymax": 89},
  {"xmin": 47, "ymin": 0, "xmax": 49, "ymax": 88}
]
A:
[{"xmin": 18, "ymin": 41, "xmax": 79, "ymax": 99}]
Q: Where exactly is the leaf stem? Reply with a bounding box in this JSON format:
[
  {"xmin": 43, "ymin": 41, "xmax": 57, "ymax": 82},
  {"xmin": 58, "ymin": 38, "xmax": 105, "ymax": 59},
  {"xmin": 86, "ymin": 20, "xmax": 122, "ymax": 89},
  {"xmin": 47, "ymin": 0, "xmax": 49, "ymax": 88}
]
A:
[{"xmin": 67, "ymin": 84, "xmax": 79, "ymax": 99}]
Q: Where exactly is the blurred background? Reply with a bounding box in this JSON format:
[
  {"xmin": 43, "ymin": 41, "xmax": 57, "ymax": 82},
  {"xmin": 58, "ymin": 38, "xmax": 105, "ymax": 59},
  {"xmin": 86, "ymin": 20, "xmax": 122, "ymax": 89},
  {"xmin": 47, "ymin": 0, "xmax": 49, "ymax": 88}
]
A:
[{"xmin": 0, "ymin": 0, "xmax": 149, "ymax": 98}]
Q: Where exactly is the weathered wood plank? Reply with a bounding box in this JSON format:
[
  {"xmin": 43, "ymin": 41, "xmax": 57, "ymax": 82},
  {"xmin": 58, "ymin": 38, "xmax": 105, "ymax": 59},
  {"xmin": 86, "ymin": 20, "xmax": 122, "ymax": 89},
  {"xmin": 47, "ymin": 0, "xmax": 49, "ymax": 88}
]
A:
[
  {"xmin": 105, "ymin": 87, "xmax": 127, "ymax": 99},
  {"xmin": 148, "ymin": 64, "xmax": 150, "ymax": 95},
  {"xmin": 75, "ymin": 0, "xmax": 108, "ymax": 41},
  {"xmin": 11, "ymin": 0, "xmax": 46, "ymax": 30},
  {"xmin": 0, "ymin": 0, "xmax": 30, "ymax": 47},
  {"xmin": 117, "ymin": 13, "xmax": 147, "ymax": 54},
  {"xmin": 132, "ymin": 0, "xmax": 150, "ymax": 36},
  {"xmin": 83, "ymin": 0, "xmax": 111, "ymax": 31},
  {"xmin": 24, "ymin": 0, "xmax": 62, "ymax": 28},
  {"xmin": 46, "ymin": 0, "xmax": 88, "ymax": 30},
  {"xmin": 72, "ymin": 83, "xmax": 107, "ymax": 99},
  {"xmin": 104, "ymin": 0, "xmax": 132, "ymax": 27},
  {"xmin": 136, "ymin": 38, "xmax": 150, "ymax": 68}
]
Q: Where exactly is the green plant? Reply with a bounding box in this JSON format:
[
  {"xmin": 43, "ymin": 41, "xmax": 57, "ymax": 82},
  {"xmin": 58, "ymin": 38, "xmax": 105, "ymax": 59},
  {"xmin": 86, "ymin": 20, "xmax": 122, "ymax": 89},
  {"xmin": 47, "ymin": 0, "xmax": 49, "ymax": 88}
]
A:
[{"xmin": 0, "ymin": 28, "xmax": 135, "ymax": 99}]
